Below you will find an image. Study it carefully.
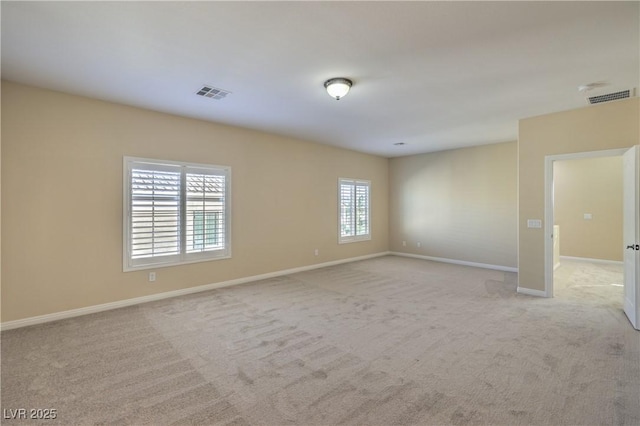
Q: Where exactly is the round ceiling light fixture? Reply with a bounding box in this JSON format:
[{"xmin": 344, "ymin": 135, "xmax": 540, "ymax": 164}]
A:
[
  {"xmin": 578, "ymin": 81, "xmax": 607, "ymax": 92},
  {"xmin": 324, "ymin": 78, "xmax": 352, "ymax": 100}
]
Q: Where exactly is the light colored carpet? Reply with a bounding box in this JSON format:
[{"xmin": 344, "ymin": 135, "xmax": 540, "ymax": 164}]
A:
[{"xmin": 2, "ymin": 255, "xmax": 639, "ymax": 425}]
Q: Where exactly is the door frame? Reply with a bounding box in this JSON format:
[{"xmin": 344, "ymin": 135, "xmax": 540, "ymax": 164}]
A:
[
  {"xmin": 622, "ymin": 145, "xmax": 639, "ymax": 329},
  {"xmin": 544, "ymin": 147, "xmax": 628, "ymax": 297}
]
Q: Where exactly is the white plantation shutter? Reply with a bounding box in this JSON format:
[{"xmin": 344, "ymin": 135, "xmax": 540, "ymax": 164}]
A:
[
  {"xmin": 124, "ymin": 158, "xmax": 230, "ymax": 271},
  {"xmin": 339, "ymin": 178, "xmax": 371, "ymax": 243},
  {"xmin": 355, "ymin": 183, "xmax": 370, "ymax": 236},
  {"xmin": 340, "ymin": 182, "xmax": 354, "ymax": 238},
  {"xmin": 185, "ymin": 171, "xmax": 226, "ymax": 253},
  {"xmin": 130, "ymin": 165, "xmax": 181, "ymax": 262}
]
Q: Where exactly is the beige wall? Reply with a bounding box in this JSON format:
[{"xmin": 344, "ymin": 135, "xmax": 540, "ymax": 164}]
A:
[
  {"xmin": 1, "ymin": 81, "xmax": 389, "ymax": 322},
  {"xmin": 518, "ymin": 97, "xmax": 639, "ymax": 292},
  {"xmin": 554, "ymin": 157, "xmax": 623, "ymax": 261},
  {"xmin": 389, "ymin": 142, "xmax": 517, "ymax": 269}
]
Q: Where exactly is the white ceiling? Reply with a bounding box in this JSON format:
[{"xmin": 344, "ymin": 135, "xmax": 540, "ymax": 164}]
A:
[{"xmin": 2, "ymin": 1, "xmax": 638, "ymax": 157}]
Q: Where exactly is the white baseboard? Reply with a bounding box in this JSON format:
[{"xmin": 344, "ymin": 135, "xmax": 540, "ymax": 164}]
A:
[
  {"xmin": 517, "ymin": 287, "xmax": 547, "ymax": 298},
  {"xmin": 389, "ymin": 251, "xmax": 518, "ymax": 273},
  {"xmin": 559, "ymin": 256, "xmax": 623, "ymax": 265},
  {"xmin": 1, "ymin": 251, "xmax": 390, "ymax": 331}
]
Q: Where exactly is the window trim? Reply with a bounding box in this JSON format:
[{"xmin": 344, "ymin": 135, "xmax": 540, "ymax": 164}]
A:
[
  {"xmin": 123, "ymin": 156, "xmax": 232, "ymax": 272},
  {"xmin": 338, "ymin": 177, "xmax": 371, "ymax": 244}
]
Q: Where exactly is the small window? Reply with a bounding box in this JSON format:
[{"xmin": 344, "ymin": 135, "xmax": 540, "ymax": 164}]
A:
[
  {"xmin": 123, "ymin": 157, "xmax": 231, "ymax": 271},
  {"xmin": 339, "ymin": 178, "xmax": 371, "ymax": 243}
]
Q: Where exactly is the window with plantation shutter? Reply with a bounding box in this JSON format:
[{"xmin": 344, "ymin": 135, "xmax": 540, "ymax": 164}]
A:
[
  {"xmin": 124, "ymin": 157, "xmax": 231, "ymax": 271},
  {"xmin": 186, "ymin": 172, "xmax": 225, "ymax": 253},
  {"xmin": 339, "ymin": 178, "xmax": 371, "ymax": 243},
  {"xmin": 130, "ymin": 166, "xmax": 181, "ymax": 261}
]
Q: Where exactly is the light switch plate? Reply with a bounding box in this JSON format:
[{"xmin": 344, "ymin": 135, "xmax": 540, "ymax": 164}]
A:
[
  {"xmin": 527, "ymin": 219, "xmax": 542, "ymax": 229},
  {"xmin": 584, "ymin": 213, "xmax": 592, "ymax": 220}
]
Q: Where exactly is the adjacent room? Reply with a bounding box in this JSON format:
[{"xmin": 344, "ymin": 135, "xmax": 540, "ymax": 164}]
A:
[
  {"xmin": 1, "ymin": 2, "xmax": 639, "ymax": 425},
  {"xmin": 552, "ymin": 156, "xmax": 625, "ymax": 304}
]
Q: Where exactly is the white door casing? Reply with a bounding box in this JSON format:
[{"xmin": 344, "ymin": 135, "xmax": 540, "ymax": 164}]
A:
[
  {"xmin": 623, "ymin": 145, "xmax": 639, "ymax": 330},
  {"xmin": 544, "ymin": 148, "xmax": 629, "ymax": 298}
]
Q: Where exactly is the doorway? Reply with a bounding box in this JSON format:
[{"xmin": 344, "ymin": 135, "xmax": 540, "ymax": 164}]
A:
[
  {"xmin": 552, "ymin": 156, "xmax": 624, "ymax": 303},
  {"xmin": 544, "ymin": 147, "xmax": 639, "ymax": 329}
]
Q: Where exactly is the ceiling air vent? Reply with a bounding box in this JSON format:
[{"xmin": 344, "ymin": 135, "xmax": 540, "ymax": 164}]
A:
[
  {"xmin": 196, "ymin": 85, "xmax": 231, "ymax": 100},
  {"xmin": 587, "ymin": 88, "xmax": 635, "ymax": 105}
]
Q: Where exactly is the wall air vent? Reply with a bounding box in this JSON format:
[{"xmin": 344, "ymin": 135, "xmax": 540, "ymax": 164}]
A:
[
  {"xmin": 587, "ymin": 88, "xmax": 635, "ymax": 105},
  {"xmin": 196, "ymin": 85, "xmax": 231, "ymax": 100}
]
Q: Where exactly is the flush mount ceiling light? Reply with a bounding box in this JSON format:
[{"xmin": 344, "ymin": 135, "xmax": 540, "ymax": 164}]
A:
[
  {"xmin": 577, "ymin": 81, "xmax": 607, "ymax": 92},
  {"xmin": 324, "ymin": 78, "xmax": 352, "ymax": 100}
]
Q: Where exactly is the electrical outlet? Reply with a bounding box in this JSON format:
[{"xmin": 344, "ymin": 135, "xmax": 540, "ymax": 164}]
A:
[
  {"xmin": 314, "ymin": 249, "xmax": 319, "ymax": 256},
  {"xmin": 417, "ymin": 242, "xmax": 421, "ymax": 248},
  {"xmin": 402, "ymin": 241, "xmax": 406, "ymax": 247},
  {"xmin": 148, "ymin": 272, "xmax": 156, "ymax": 282}
]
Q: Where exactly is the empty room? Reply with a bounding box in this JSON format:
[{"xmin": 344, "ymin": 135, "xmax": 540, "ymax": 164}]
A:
[{"xmin": 1, "ymin": 2, "xmax": 639, "ymax": 425}]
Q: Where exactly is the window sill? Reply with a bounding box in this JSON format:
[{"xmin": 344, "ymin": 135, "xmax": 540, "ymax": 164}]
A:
[
  {"xmin": 123, "ymin": 252, "xmax": 231, "ymax": 272},
  {"xmin": 338, "ymin": 236, "xmax": 372, "ymax": 245}
]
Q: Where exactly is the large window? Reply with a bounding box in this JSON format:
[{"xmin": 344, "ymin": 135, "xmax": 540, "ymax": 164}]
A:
[
  {"xmin": 123, "ymin": 157, "xmax": 230, "ymax": 271},
  {"xmin": 339, "ymin": 178, "xmax": 371, "ymax": 243}
]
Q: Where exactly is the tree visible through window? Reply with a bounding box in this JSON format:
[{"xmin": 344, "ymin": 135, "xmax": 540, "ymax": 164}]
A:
[{"xmin": 339, "ymin": 178, "xmax": 370, "ymax": 243}]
